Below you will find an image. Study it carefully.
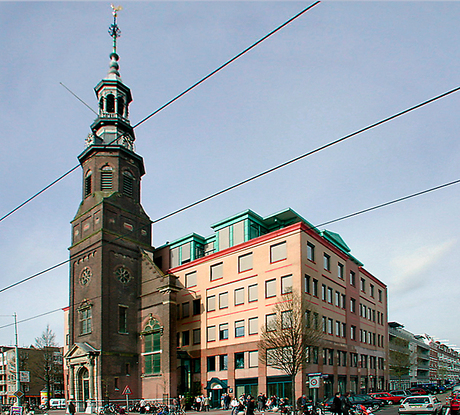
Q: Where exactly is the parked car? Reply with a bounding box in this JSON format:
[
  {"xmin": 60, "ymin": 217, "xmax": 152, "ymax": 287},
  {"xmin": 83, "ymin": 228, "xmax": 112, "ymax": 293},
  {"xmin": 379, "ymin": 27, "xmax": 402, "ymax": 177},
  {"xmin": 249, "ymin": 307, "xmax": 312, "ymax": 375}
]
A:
[
  {"xmin": 392, "ymin": 390, "xmax": 412, "ymax": 398},
  {"xmin": 399, "ymin": 395, "xmax": 443, "ymax": 415},
  {"xmin": 349, "ymin": 395, "xmax": 384, "ymax": 410},
  {"xmin": 409, "ymin": 388, "xmax": 430, "ymax": 396},
  {"xmin": 369, "ymin": 392, "xmax": 404, "ymax": 405},
  {"xmin": 446, "ymin": 392, "xmax": 460, "ymax": 415}
]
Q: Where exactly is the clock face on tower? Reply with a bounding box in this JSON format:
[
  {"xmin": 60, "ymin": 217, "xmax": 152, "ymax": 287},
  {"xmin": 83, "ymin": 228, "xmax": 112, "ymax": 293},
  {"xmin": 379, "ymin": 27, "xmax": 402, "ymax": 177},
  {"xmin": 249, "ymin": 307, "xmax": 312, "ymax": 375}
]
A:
[
  {"xmin": 80, "ymin": 267, "xmax": 92, "ymax": 286},
  {"xmin": 115, "ymin": 266, "xmax": 131, "ymax": 284}
]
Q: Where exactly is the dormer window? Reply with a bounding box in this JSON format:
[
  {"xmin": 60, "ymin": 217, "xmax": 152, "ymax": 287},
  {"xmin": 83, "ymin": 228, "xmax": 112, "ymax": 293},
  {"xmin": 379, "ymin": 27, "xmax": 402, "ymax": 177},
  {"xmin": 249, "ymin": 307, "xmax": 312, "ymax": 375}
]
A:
[
  {"xmin": 84, "ymin": 171, "xmax": 92, "ymax": 197},
  {"xmin": 106, "ymin": 94, "xmax": 115, "ymax": 113}
]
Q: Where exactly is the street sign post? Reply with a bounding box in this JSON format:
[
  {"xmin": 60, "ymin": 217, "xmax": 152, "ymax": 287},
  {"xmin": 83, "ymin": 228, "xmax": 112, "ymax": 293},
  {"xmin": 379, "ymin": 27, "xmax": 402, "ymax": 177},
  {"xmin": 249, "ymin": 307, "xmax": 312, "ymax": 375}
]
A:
[{"xmin": 122, "ymin": 385, "xmax": 132, "ymax": 414}]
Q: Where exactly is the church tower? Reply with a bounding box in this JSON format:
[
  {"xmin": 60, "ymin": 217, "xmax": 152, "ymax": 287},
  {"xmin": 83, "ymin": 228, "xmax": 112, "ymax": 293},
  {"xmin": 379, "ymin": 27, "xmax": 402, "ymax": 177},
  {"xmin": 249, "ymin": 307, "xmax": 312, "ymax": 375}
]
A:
[{"xmin": 65, "ymin": 7, "xmax": 159, "ymax": 411}]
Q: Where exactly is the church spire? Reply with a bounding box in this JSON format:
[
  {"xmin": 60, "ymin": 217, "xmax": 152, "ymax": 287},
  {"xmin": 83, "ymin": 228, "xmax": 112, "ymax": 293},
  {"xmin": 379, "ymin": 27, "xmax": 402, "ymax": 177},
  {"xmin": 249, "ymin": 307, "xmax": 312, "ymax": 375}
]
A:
[{"xmin": 85, "ymin": 4, "xmax": 136, "ymax": 151}]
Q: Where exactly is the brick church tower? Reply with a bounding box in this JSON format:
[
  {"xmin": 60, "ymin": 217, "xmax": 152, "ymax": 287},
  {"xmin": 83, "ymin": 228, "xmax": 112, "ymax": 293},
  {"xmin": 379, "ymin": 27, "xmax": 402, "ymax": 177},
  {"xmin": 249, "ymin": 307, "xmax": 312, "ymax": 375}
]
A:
[{"xmin": 65, "ymin": 8, "xmax": 179, "ymax": 411}]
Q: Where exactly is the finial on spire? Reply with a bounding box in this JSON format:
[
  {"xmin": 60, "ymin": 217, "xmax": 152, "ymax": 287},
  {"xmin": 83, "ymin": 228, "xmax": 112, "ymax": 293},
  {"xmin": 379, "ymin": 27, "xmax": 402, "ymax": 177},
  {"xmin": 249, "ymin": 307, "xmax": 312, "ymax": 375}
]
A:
[{"xmin": 108, "ymin": 4, "xmax": 123, "ymax": 77}]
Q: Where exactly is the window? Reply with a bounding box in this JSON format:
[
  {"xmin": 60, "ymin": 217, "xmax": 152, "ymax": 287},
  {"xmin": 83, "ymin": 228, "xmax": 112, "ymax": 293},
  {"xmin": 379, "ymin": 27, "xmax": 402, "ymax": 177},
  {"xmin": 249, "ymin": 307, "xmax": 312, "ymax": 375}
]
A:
[
  {"xmin": 328, "ymin": 318, "xmax": 333, "ymax": 335},
  {"xmin": 235, "ymin": 288, "xmax": 245, "ymax": 306},
  {"xmin": 305, "ymin": 275, "xmax": 311, "ymax": 294},
  {"xmin": 193, "ymin": 299, "xmax": 201, "ymax": 315},
  {"xmin": 211, "ymin": 263, "xmax": 223, "ymax": 281},
  {"xmin": 307, "ymin": 242, "xmax": 315, "ymax": 262},
  {"xmin": 323, "ymin": 253, "xmax": 330, "ymax": 271},
  {"xmin": 233, "ymin": 221, "xmax": 245, "ymax": 246},
  {"xmin": 321, "ymin": 284, "xmax": 327, "ymax": 301},
  {"xmin": 350, "ymin": 298, "xmax": 356, "ymax": 313},
  {"xmin": 281, "ymin": 275, "xmax": 293, "ymax": 294},
  {"xmin": 351, "ymin": 325, "xmax": 356, "ymax": 340},
  {"xmin": 265, "ymin": 279, "xmax": 276, "ymax": 298},
  {"xmin": 338, "ymin": 263, "xmax": 344, "ymax": 279},
  {"xmin": 313, "ymin": 279, "xmax": 318, "ymax": 297},
  {"xmin": 207, "ymin": 356, "xmax": 216, "ymax": 372},
  {"xmin": 193, "ymin": 328, "xmax": 201, "ymax": 345},
  {"xmin": 249, "ymin": 317, "xmax": 258, "ymax": 335},
  {"xmin": 170, "ymin": 247, "xmax": 179, "ymax": 268},
  {"xmin": 341, "ymin": 294, "xmax": 346, "ymax": 309},
  {"xmin": 101, "ymin": 165, "xmax": 113, "ymax": 190},
  {"xmin": 335, "ymin": 321, "xmax": 340, "ymax": 337},
  {"xmin": 328, "ymin": 349, "xmax": 334, "ymax": 365},
  {"xmin": 207, "ymin": 325, "xmax": 216, "ymax": 342},
  {"xmin": 327, "ymin": 287, "xmax": 333, "ymax": 303},
  {"xmin": 335, "ymin": 291, "xmax": 340, "ymax": 307},
  {"xmin": 341, "ymin": 322, "xmax": 346, "ymax": 338},
  {"xmin": 350, "ymin": 271, "xmax": 356, "ymax": 286},
  {"xmin": 181, "ymin": 243, "xmax": 191, "ymax": 264},
  {"xmin": 84, "ymin": 171, "xmax": 92, "ymax": 197},
  {"xmin": 312, "ymin": 347, "xmax": 319, "ymax": 364},
  {"xmin": 79, "ymin": 305, "xmax": 92, "ymax": 335},
  {"xmin": 118, "ymin": 306, "xmax": 128, "ymax": 334},
  {"xmin": 248, "ymin": 284, "xmax": 258, "ymax": 302},
  {"xmin": 106, "ymin": 93, "xmax": 115, "ymax": 112},
  {"xmin": 219, "ymin": 227, "xmax": 230, "ymax": 251},
  {"xmin": 235, "ymin": 320, "xmax": 245, "ymax": 337},
  {"xmin": 360, "ymin": 278, "xmax": 366, "ymax": 292},
  {"xmin": 249, "ymin": 351, "xmax": 258, "ymax": 368},
  {"xmin": 117, "ymin": 97, "xmax": 124, "ymax": 116},
  {"xmin": 122, "ymin": 171, "xmax": 134, "ymax": 197},
  {"xmin": 322, "ymin": 316, "xmax": 327, "ymax": 333},
  {"xmin": 143, "ymin": 318, "xmax": 161, "ymax": 375},
  {"xmin": 182, "ymin": 331, "xmax": 190, "ymax": 346},
  {"xmin": 270, "ymin": 241, "xmax": 287, "ymax": 263},
  {"xmin": 266, "ymin": 313, "xmax": 276, "ymax": 331},
  {"xmin": 378, "ymin": 289, "xmax": 383, "ymax": 302},
  {"xmin": 207, "ymin": 295, "xmax": 216, "ymax": 312},
  {"xmin": 305, "ymin": 310, "xmax": 311, "ymax": 328},
  {"xmin": 282, "ymin": 311, "xmax": 293, "ymax": 329},
  {"xmin": 219, "ymin": 355, "xmax": 228, "ymax": 371},
  {"xmin": 219, "ymin": 323, "xmax": 229, "ymax": 340},
  {"xmin": 235, "ymin": 352, "xmax": 245, "ymax": 369},
  {"xmin": 182, "ymin": 302, "xmax": 190, "ymax": 318},
  {"xmin": 238, "ymin": 253, "xmax": 253, "ymax": 272},
  {"xmin": 219, "ymin": 292, "xmax": 228, "ymax": 309},
  {"xmin": 370, "ymin": 284, "xmax": 375, "ymax": 298}
]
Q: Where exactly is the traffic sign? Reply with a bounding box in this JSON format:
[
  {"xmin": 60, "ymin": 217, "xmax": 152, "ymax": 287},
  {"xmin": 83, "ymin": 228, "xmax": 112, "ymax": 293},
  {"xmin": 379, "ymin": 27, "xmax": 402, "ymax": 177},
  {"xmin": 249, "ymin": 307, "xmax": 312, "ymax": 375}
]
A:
[
  {"xmin": 14, "ymin": 390, "xmax": 24, "ymax": 399},
  {"xmin": 122, "ymin": 385, "xmax": 132, "ymax": 395}
]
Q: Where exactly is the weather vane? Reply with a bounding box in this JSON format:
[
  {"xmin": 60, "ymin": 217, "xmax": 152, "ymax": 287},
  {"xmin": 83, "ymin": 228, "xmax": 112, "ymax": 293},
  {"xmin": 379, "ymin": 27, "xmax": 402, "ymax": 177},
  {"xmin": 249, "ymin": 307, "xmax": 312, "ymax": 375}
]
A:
[{"xmin": 109, "ymin": 4, "xmax": 123, "ymax": 52}]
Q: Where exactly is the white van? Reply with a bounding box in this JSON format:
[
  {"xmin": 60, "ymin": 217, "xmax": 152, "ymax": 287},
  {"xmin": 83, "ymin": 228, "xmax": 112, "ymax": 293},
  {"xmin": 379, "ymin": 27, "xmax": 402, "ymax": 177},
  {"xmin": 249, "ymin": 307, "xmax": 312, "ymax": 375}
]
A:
[{"xmin": 49, "ymin": 399, "xmax": 66, "ymax": 409}]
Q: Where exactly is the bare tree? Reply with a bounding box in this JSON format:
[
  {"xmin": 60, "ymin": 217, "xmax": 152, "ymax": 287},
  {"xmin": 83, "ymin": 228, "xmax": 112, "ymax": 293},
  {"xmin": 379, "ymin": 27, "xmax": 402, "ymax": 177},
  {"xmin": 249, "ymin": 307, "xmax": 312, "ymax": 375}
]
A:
[
  {"xmin": 33, "ymin": 325, "xmax": 61, "ymax": 409},
  {"xmin": 258, "ymin": 291, "xmax": 323, "ymax": 408}
]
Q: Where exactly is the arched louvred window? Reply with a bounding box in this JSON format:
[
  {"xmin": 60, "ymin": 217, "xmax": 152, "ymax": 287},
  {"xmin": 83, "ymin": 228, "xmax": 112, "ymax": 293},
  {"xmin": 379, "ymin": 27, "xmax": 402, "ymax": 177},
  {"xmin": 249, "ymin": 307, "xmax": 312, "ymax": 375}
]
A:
[
  {"xmin": 100, "ymin": 165, "xmax": 113, "ymax": 190},
  {"xmin": 122, "ymin": 170, "xmax": 134, "ymax": 197},
  {"xmin": 106, "ymin": 94, "xmax": 115, "ymax": 113},
  {"xmin": 99, "ymin": 97, "xmax": 104, "ymax": 112},
  {"xmin": 84, "ymin": 170, "xmax": 92, "ymax": 197},
  {"xmin": 117, "ymin": 97, "xmax": 124, "ymax": 116},
  {"xmin": 141, "ymin": 315, "xmax": 163, "ymax": 375}
]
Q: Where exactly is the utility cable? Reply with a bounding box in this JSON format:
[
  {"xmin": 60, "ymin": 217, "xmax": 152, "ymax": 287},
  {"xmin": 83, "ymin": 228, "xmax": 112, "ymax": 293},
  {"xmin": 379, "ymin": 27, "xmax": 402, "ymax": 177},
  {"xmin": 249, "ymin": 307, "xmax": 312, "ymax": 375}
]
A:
[
  {"xmin": 2, "ymin": 175, "xmax": 460, "ymax": 332},
  {"xmin": 0, "ymin": 1, "xmax": 320, "ymax": 225},
  {"xmin": 1, "ymin": 176, "xmax": 460, "ymax": 296}
]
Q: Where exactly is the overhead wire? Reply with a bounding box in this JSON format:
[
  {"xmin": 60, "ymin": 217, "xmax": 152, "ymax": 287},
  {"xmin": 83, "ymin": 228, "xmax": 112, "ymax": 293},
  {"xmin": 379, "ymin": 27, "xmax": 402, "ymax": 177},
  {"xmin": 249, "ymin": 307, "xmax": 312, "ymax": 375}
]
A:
[
  {"xmin": 3, "ymin": 175, "xmax": 460, "ymax": 331},
  {"xmin": 0, "ymin": 1, "xmax": 321, "ymax": 225}
]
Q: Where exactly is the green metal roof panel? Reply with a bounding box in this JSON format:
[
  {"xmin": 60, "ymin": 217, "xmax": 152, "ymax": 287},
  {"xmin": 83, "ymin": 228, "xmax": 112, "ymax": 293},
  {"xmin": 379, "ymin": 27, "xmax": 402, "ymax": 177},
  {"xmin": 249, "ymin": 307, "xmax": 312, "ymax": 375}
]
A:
[
  {"xmin": 321, "ymin": 230, "xmax": 351, "ymax": 253},
  {"xmin": 210, "ymin": 209, "xmax": 264, "ymax": 231}
]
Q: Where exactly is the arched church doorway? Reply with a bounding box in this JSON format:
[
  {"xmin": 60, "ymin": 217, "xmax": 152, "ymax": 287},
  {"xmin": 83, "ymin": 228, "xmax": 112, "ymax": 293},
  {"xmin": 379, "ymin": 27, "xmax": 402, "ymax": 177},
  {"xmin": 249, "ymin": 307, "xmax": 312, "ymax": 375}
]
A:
[{"xmin": 77, "ymin": 366, "xmax": 90, "ymax": 411}]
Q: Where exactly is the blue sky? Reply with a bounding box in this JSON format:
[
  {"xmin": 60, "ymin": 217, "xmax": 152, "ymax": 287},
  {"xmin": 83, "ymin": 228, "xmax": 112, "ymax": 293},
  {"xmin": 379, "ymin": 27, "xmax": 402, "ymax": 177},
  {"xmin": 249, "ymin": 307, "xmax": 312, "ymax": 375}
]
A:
[{"xmin": 1, "ymin": 1, "xmax": 460, "ymax": 350}]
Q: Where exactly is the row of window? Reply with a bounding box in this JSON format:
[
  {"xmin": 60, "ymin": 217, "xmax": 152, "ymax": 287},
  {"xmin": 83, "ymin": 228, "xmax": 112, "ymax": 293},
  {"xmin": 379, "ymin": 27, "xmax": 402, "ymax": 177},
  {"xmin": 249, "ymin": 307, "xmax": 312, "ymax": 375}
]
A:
[
  {"xmin": 207, "ymin": 317, "xmax": 259, "ymax": 342},
  {"xmin": 307, "ymin": 242, "xmax": 383, "ymax": 302},
  {"xmin": 317, "ymin": 348, "xmax": 384, "ymax": 370},
  {"xmin": 183, "ymin": 242, "xmax": 287, "ymax": 287},
  {"xmin": 207, "ymin": 351, "xmax": 259, "ymax": 371},
  {"xmin": 84, "ymin": 168, "xmax": 134, "ymax": 198}
]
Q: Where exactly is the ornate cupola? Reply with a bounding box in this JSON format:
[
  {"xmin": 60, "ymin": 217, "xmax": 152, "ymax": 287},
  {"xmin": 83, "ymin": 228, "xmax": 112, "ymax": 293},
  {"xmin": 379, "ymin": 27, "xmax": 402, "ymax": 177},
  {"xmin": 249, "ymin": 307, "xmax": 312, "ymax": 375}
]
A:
[{"xmin": 86, "ymin": 5, "xmax": 135, "ymax": 151}]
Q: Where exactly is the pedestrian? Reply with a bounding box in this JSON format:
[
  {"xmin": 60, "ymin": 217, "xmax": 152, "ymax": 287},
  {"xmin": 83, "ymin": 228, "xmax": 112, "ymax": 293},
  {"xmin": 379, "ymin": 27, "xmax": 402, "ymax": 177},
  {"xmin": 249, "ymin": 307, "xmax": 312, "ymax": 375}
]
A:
[
  {"xmin": 342, "ymin": 393, "xmax": 352, "ymax": 415},
  {"xmin": 331, "ymin": 393, "xmax": 342, "ymax": 415},
  {"xmin": 231, "ymin": 397, "xmax": 240, "ymax": 415},
  {"xmin": 180, "ymin": 395, "xmax": 186, "ymax": 413},
  {"xmin": 68, "ymin": 401, "xmax": 76, "ymax": 415},
  {"xmin": 203, "ymin": 396, "xmax": 210, "ymax": 412},
  {"xmin": 246, "ymin": 396, "xmax": 255, "ymax": 415}
]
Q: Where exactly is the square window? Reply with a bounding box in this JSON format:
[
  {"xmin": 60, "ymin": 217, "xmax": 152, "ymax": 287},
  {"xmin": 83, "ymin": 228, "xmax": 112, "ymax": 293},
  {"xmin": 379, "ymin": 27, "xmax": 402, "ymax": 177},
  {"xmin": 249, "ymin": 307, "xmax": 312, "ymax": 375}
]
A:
[
  {"xmin": 118, "ymin": 306, "xmax": 128, "ymax": 334},
  {"xmin": 335, "ymin": 321, "xmax": 340, "ymax": 336},
  {"xmin": 328, "ymin": 318, "xmax": 333, "ymax": 335},
  {"xmin": 281, "ymin": 275, "xmax": 293, "ymax": 294},
  {"xmin": 266, "ymin": 313, "xmax": 276, "ymax": 331},
  {"xmin": 248, "ymin": 284, "xmax": 258, "ymax": 302},
  {"xmin": 378, "ymin": 289, "xmax": 383, "ymax": 302},
  {"xmin": 235, "ymin": 352, "xmax": 245, "ymax": 369},
  {"xmin": 219, "ymin": 323, "xmax": 229, "ymax": 340},
  {"xmin": 270, "ymin": 242, "xmax": 287, "ymax": 263},
  {"xmin": 323, "ymin": 253, "xmax": 330, "ymax": 271},
  {"xmin": 235, "ymin": 288, "xmax": 245, "ymax": 306},
  {"xmin": 207, "ymin": 295, "xmax": 216, "ymax": 312},
  {"xmin": 185, "ymin": 271, "xmax": 197, "ymax": 288},
  {"xmin": 235, "ymin": 320, "xmax": 245, "ymax": 337},
  {"xmin": 219, "ymin": 292, "xmax": 228, "ymax": 309},
  {"xmin": 350, "ymin": 298, "xmax": 356, "ymax": 313},
  {"xmin": 265, "ymin": 279, "xmax": 276, "ymax": 298},
  {"xmin": 193, "ymin": 328, "xmax": 201, "ymax": 345},
  {"xmin": 238, "ymin": 253, "xmax": 253, "ymax": 273},
  {"xmin": 307, "ymin": 242, "xmax": 315, "ymax": 262},
  {"xmin": 207, "ymin": 356, "xmax": 216, "ymax": 372},
  {"xmin": 249, "ymin": 317, "xmax": 258, "ymax": 335},
  {"xmin": 207, "ymin": 325, "xmax": 216, "ymax": 342},
  {"xmin": 210, "ymin": 263, "xmax": 223, "ymax": 281},
  {"xmin": 219, "ymin": 354, "xmax": 228, "ymax": 371},
  {"xmin": 249, "ymin": 351, "xmax": 258, "ymax": 368},
  {"xmin": 335, "ymin": 291, "xmax": 340, "ymax": 306}
]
